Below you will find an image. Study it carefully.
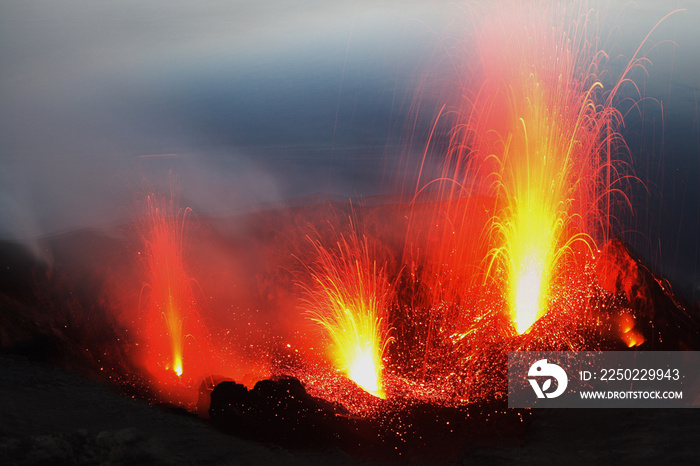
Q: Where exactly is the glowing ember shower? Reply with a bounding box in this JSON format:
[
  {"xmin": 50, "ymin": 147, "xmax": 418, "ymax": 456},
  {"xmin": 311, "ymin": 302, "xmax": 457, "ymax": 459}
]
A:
[
  {"xmin": 303, "ymin": 227, "xmax": 393, "ymax": 399},
  {"xmin": 461, "ymin": 1, "xmax": 626, "ymax": 334},
  {"xmin": 140, "ymin": 191, "xmax": 198, "ymax": 378}
]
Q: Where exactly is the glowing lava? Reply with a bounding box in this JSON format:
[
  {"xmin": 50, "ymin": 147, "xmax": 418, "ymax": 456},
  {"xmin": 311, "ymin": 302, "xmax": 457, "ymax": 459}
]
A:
[
  {"xmin": 456, "ymin": 1, "xmax": 631, "ymax": 334},
  {"xmin": 513, "ymin": 256, "xmax": 546, "ymax": 334},
  {"xmin": 140, "ymin": 191, "xmax": 198, "ymax": 378},
  {"xmin": 303, "ymin": 227, "xmax": 393, "ymax": 399},
  {"xmin": 347, "ymin": 347, "xmax": 382, "ymax": 396}
]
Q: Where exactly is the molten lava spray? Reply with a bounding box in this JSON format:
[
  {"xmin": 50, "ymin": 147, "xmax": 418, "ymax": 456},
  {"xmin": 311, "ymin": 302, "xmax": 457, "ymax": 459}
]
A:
[
  {"xmin": 450, "ymin": 1, "xmax": 626, "ymax": 334},
  {"xmin": 140, "ymin": 191, "xmax": 201, "ymax": 379},
  {"xmin": 303, "ymin": 226, "xmax": 393, "ymax": 398}
]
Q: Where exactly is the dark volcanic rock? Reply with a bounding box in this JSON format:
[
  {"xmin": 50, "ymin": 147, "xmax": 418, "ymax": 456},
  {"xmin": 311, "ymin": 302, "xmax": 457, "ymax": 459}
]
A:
[
  {"xmin": 0, "ymin": 240, "xmax": 47, "ymax": 302},
  {"xmin": 596, "ymin": 239, "xmax": 700, "ymax": 349},
  {"xmin": 209, "ymin": 377, "xmax": 346, "ymax": 447},
  {"xmin": 0, "ymin": 428, "xmax": 183, "ymax": 466}
]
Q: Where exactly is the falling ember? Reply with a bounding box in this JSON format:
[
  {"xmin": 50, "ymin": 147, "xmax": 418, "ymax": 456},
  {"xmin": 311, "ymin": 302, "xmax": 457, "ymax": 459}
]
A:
[
  {"xmin": 140, "ymin": 189, "xmax": 199, "ymax": 379},
  {"xmin": 302, "ymin": 225, "xmax": 393, "ymax": 399}
]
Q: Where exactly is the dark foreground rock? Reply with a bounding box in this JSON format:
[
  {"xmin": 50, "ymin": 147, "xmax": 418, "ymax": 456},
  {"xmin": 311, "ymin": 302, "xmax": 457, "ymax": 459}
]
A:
[
  {"xmin": 0, "ymin": 355, "xmax": 363, "ymax": 465},
  {"xmin": 208, "ymin": 376, "xmax": 527, "ymax": 462},
  {"xmin": 0, "ymin": 428, "xmax": 180, "ymax": 466},
  {"xmin": 3, "ymin": 354, "xmax": 700, "ymax": 465},
  {"xmin": 209, "ymin": 378, "xmax": 347, "ymax": 447}
]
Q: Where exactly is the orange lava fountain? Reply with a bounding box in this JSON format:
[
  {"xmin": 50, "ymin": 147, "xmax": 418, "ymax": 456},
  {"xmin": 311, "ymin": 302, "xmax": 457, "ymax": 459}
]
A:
[
  {"xmin": 448, "ymin": 0, "xmax": 633, "ymax": 334},
  {"xmin": 140, "ymin": 191, "xmax": 200, "ymax": 379},
  {"xmin": 303, "ymin": 225, "xmax": 394, "ymax": 398}
]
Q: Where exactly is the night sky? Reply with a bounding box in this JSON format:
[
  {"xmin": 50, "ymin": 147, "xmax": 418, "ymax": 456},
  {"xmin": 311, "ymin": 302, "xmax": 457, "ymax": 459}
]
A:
[{"xmin": 1, "ymin": 0, "xmax": 699, "ymax": 302}]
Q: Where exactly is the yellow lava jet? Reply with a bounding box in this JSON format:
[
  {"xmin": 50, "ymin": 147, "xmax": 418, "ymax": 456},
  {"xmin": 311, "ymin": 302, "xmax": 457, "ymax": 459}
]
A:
[
  {"xmin": 470, "ymin": 1, "xmax": 620, "ymax": 334},
  {"xmin": 167, "ymin": 292, "xmax": 184, "ymax": 377},
  {"xmin": 513, "ymin": 256, "xmax": 546, "ymax": 334},
  {"xmin": 319, "ymin": 301, "xmax": 386, "ymax": 398},
  {"xmin": 304, "ymin": 227, "xmax": 393, "ymax": 399},
  {"xmin": 141, "ymin": 191, "xmax": 197, "ymax": 378}
]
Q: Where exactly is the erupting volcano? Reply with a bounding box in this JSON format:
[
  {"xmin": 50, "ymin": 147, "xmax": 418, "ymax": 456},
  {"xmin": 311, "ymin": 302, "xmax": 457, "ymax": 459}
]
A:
[
  {"xmin": 117, "ymin": 0, "xmax": 695, "ymax": 425},
  {"xmin": 3, "ymin": 0, "xmax": 699, "ymax": 463}
]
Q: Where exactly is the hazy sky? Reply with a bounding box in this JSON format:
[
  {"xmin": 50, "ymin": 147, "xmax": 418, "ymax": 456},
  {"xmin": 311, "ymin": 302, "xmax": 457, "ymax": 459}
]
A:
[
  {"xmin": 1, "ymin": 0, "xmax": 699, "ymax": 299},
  {"xmin": 0, "ymin": 1, "xmax": 444, "ymax": 233}
]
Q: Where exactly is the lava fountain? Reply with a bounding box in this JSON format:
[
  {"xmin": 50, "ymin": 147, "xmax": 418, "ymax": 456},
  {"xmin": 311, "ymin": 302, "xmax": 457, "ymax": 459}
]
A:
[
  {"xmin": 302, "ymin": 225, "xmax": 394, "ymax": 398},
  {"xmin": 449, "ymin": 0, "xmax": 637, "ymax": 334},
  {"xmin": 139, "ymin": 190, "xmax": 202, "ymax": 380}
]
